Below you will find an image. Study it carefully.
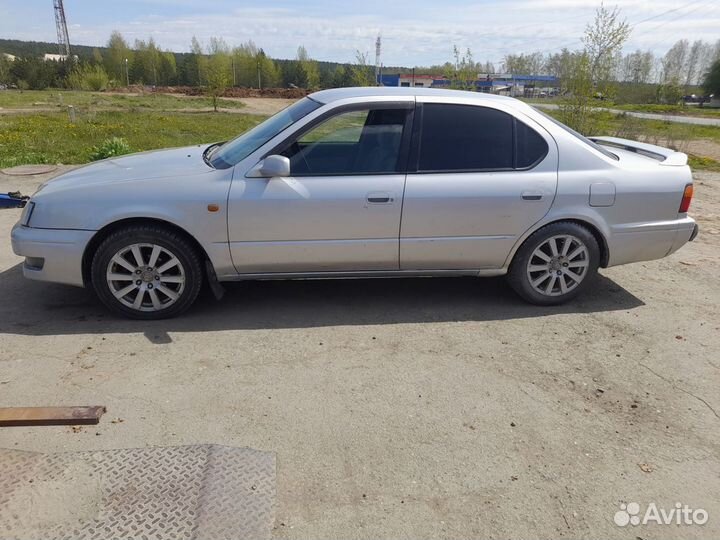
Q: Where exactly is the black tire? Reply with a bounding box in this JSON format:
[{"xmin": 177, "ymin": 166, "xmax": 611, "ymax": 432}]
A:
[
  {"xmin": 507, "ymin": 221, "xmax": 600, "ymax": 306},
  {"xmin": 91, "ymin": 225, "xmax": 203, "ymax": 319}
]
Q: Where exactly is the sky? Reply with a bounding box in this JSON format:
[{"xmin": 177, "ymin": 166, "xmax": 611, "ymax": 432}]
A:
[{"xmin": 1, "ymin": 0, "xmax": 718, "ymax": 66}]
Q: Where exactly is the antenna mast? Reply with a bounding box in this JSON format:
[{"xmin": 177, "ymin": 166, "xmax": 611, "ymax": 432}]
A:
[
  {"xmin": 375, "ymin": 33, "xmax": 382, "ymax": 85},
  {"xmin": 53, "ymin": 0, "xmax": 71, "ymax": 57}
]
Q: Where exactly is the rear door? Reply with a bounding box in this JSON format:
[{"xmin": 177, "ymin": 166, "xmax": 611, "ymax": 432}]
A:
[
  {"xmin": 227, "ymin": 103, "xmax": 414, "ymax": 273},
  {"xmin": 400, "ymin": 100, "xmax": 558, "ymax": 269}
]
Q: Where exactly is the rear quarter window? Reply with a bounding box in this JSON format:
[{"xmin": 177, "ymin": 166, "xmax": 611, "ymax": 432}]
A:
[{"xmin": 515, "ymin": 120, "xmax": 549, "ymax": 168}]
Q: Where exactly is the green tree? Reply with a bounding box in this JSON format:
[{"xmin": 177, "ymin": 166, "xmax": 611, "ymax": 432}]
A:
[
  {"xmin": 92, "ymin": 47, "xmax": 103, "ymax": 65},
  {"xmin": 190, "ymin": 36, "xmax": 207, "ymax": 85},
  {"xmin": 258, "ymin": 50, "xmax": 281, "ymax": 88},
  {"xmin": 231, "ymin": 42, "xmax": 279, "ymax": 88},
  {"xmin": 104, "ymin": 31, "xmax": 132, "ymax": 85},
  {"xmin": 297, "ymin": 45, "xmax": 320, "ymax": 89},
  {"xmin": 703, "ymin": 58, "xmax": 720, "ymax": 95},
  {"xmin": 231, "ymin": 41, "xmax": 259, "ymax": 87},
  {"xmin": 559, "ymin": 3, "xmax": 631, "ymax": 133},
  {"xmin": 158, "ymin": 51, "xmax": 177, "ymax": 85},
  {"xmin": 132, "ymin": 38, "xmax": 162, "ymax": 85},
  {"xmin": 656, "ymin": 79, "xmax": 683, "ymax": 105},
  {"xmin": 330, "ymin": 65, "xmax": 351, "ymax": 88},
  {"xmin": 9, "ymin": 56, "xmax": 59, "ymax": 89},
  {"xmin": 558, "ymin": 53, "xmax": 595, "ymax": 133},
  {"xmin": 349, "ymin": 51, "xmax": 374, "ymax": 86},
  {"xmin": 67, "ymin": 63, "xmax": 110, "ymax": 91},
  {"xmin": 0, "ymin": 55, "xmax": 11, "ymax": 84},
  {"xmin": 582, "ymin": 3, "xmax": 631, "ymax": 89},
  {"xmin": 206, "ymin": 38, "xmax": 231, "ymax": 110},
  {"xmin": 445, "ymin": 46, "xmax": 477, "ymax": 90}
]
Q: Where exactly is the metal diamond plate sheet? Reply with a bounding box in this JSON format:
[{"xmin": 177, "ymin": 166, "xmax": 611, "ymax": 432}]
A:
[{"xmin": 0, "ymin": 444, "xmax": 275, "ymax": 540}]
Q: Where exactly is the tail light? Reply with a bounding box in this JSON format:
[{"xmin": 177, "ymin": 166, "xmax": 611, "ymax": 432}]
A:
[{"xmin": 679, "ymin": 184, "xmax": 693, "ymax": 213}]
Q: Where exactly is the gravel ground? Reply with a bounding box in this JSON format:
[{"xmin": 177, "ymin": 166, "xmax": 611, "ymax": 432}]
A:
[{"xmin": 0, "ymin": 167, "xmax": 718, "ymax": 539}]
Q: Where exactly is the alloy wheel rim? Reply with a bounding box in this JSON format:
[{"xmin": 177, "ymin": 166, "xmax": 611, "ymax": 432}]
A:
[
  {"xmin": 106, "ymin": 243, "xmax": 185, "ymax": 312},
  {"xmin": 526, "ymin": 234, "xmax": 589, "ymax": 297}
]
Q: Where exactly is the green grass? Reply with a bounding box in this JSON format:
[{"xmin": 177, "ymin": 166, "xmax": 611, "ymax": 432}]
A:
[
  {"xmin": 2, "ymin": 104, "xmax": 719, "ymax": 171},
  {"xmin": 0, "ymin": 110, "xmax": 264, "ymax": 167},
  {"xmin": 522, "ymin": 98, "xmax": 720, "ymax": 119},
  {"xmin": 688, "ymin": 154, "xmax": 720, "ymax": 172},
  {"xmin": 610, "ymin": 103, "xmax": 720, "ymax": 118},
  {"xmin": 0, "ymin": 89, "xmax": 247, "ymax": 111},
  {"xmin": 543, "ymin": 109, "xmax": 720, "ymax": 145},
  {"xmin": 534, "ymin": 108, "xmax": 720, "ymax": 171}
]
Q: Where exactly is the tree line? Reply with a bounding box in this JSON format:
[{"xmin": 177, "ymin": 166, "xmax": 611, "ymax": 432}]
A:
[
  {"xmin": 0, "ymin": 33, "xmax": 375, "ymax": 92},
  {"xmin": 1, "ymin": 24, "xmax": 718, "ymax": 115}
]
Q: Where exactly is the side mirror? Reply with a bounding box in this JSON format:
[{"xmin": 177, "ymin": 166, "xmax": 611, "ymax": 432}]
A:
[{"xmin": 247, "ymin": 155, "xmax": 290, "ymax": 178}]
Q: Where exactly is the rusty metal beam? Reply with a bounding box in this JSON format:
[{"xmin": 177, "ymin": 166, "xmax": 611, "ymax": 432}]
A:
[{"xmin": 0, "ymin": 406, "xmax": 106, "ymax": 427}]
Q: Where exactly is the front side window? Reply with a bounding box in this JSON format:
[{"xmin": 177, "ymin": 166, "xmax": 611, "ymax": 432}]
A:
[
  {"xmin": 209, "ymin": 97, "xmax": 321, "ymax": 169},
  {"xmin": 280, "ymin": 107, "xmax": 409, "ymax": 175},
  {"xmin": 417, "ymin": 103, "xmax": 549, "ymax": 172}
]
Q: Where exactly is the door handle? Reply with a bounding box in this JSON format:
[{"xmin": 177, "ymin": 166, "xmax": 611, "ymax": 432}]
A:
[
  {"xmin": 521, "ymin": 191, "xmax": 543, "ymax": 201},
  {"xmin": 366, "ymin": 192, "xmax": 393, "ymax": 204}
]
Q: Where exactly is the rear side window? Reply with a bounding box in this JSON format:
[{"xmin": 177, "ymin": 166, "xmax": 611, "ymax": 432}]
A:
[
  {"xmin": 417, "ymin": 104, "xmax": 548, "ymax": 172},
  {"xmin": 515, "ymin": 120, "xmax": 548, "ymax": 168}
]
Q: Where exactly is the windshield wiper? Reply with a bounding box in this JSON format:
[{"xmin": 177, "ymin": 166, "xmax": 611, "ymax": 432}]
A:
[{"xmin": 202, "ymin": 142, "xmax": 224, "ymax": 167}]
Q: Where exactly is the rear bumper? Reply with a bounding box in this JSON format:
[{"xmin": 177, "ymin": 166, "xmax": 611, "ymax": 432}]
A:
[
  {"xmin": 607, "ymin": 216, "xmax": 696, "ymax": 266},
  {"xmin": 689, "ymin": 223, "xmax": 699, "ymax": 242},
  {"xmin": 11, "ymin": 223, "xmax": 94, "ymax": 287},
  {"xmin": 667, "ymin": 216, "xmax": 698, "ymax": 256}
]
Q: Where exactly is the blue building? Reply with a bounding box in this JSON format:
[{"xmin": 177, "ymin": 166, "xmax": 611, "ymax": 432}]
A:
[{"xmin": 377, "ymin": 73, "xmax": 559, "ymax": 97}]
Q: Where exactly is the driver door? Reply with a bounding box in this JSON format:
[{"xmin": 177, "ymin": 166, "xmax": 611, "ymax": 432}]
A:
[{"xmin": 227, "ymin": 103, "xmax": 414, "ymax": 273}]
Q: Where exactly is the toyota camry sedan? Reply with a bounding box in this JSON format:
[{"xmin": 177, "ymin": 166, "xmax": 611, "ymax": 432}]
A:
[{"xmin": 11, "ymin": 87, "xmax": 698, "ymax": 319}]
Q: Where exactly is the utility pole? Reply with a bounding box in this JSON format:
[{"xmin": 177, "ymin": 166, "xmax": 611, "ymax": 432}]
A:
[
  {"xmin": 374, "ymin": 34, "xmax": 381, "ymax": 85},
  {"xmin": 257, "ymin": 60, "xmax": 262, "ymax": 90},
  {"xmin": 125, "ymin": 58, "xmax": 129, "ymax": 86},
  {"xmin": 232, "ymin": 57, "xmax": 236, "ymax": 87}
]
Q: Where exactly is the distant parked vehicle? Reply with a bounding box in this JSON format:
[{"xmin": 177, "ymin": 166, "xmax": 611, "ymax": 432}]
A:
[{"xmin": 12, "ymin": 88, "xmax": 698, "ymax": 319}]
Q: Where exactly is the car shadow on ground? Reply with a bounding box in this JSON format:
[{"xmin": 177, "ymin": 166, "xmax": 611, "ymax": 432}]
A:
[{"xmin": 0, "ymin": 262, "xmax": 645, "ymax": 340}]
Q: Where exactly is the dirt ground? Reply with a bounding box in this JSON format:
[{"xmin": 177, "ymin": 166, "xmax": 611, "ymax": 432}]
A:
[
  {"xmin": 0, "ymin": 95, "xmax": 297, "ymax": 116},
  {"xmin": 0, "ymin": 167, "xmax": 719, "ymax": 539}
]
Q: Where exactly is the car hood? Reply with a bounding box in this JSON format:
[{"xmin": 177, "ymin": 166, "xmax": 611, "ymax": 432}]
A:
[{"xmin": 39, "ymin": 145, "xmax": 214, "ymax": 193}]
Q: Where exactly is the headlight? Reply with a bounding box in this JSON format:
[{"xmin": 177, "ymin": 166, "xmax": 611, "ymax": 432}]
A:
[{"xmin": 20, "ymin": 201, "xmax": 36, "ymax": 226}]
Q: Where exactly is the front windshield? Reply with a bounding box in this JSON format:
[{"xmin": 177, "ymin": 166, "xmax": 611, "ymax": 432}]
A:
[{"xmin": 209, "ymin": 97, "xmax": 322, "ymax": 169}]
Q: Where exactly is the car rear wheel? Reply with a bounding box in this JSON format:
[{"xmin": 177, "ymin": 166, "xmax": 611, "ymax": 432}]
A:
[
  {"xmin": 507, "ymin": 222, "xmax": 600, "ymax": 305},
  {"xmin": 91, "ymin": 225, "xmax": 203, "ymax": 319}
]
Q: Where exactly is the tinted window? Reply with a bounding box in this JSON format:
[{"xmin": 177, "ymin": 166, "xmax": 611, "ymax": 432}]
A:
[
  {"xmin": 209, "ymin": 97, "xmax": 321, "ymax": 169},
  {"xmin": 419, "ymin": 104, "xmax": 513, "ymax": 171},
  {"xmin": 516, "ymin": 120, "xmax": 549, "ymax": 168},
  {"xmin": 281, "ymin": 108, "xmax": 408, "ymax": 175}
]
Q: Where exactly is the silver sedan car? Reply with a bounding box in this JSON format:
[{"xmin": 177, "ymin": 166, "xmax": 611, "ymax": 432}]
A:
[{"xmin": 12, "ymin": 87, "xmax": 698, "ymax": 319}]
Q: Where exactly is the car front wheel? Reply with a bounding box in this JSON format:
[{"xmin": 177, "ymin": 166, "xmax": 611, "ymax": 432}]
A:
[
  {"xmin": 91, "ymin": 225, "xmax": 203, "ymax": 319},
  {"xmin": 507, "ymin": 222, "xmax": 600, "ymax": 305}
]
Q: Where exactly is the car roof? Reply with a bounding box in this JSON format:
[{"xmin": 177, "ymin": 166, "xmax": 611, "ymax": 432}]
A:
[{"xmin": 309, "ymin": 86, "xmax": 518, "ymax": 105}]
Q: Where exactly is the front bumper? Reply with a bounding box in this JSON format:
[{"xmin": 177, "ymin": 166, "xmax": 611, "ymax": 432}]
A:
[{"xmin": 11, "ymin": 223, "xmax": 95, "ymax": 287}]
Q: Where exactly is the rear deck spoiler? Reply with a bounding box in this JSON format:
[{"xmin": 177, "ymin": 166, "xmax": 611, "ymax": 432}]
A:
[{"xmin": 588, "ymin": 136, "xmax": 688, "ymax": 166}]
